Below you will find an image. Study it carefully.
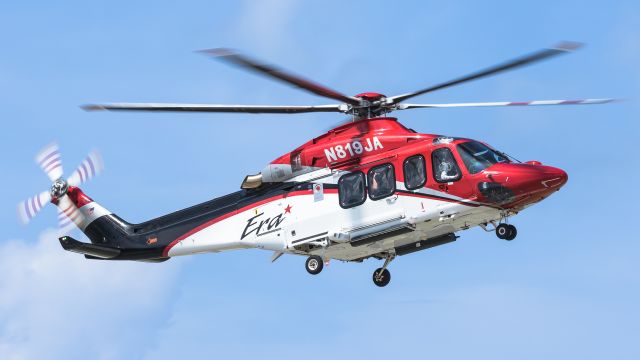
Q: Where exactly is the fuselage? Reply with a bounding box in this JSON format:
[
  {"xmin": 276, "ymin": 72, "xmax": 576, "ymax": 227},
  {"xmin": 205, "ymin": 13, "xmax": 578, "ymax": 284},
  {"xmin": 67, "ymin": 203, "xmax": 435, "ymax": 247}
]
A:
[{"xmin": 60, "ymin": 117, "xmax": 568, "ymax": 263}]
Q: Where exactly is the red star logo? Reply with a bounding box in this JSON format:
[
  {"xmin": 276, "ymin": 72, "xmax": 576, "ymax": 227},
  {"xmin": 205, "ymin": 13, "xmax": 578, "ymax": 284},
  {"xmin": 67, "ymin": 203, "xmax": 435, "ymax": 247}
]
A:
[{"xmin": 284, "ymin": 204, "xmax": 292, "ymax": 214}]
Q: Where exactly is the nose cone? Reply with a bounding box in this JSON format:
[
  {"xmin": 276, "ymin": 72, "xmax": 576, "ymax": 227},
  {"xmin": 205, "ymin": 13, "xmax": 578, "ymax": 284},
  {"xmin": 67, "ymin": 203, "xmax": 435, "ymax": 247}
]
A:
[
  {"xmin": 539, "ymin": 166, "xmax": 568, "ymax": 190},
  {"xmin": 476, "ymin": 163, "xmax": 568, "ymax": 207}
]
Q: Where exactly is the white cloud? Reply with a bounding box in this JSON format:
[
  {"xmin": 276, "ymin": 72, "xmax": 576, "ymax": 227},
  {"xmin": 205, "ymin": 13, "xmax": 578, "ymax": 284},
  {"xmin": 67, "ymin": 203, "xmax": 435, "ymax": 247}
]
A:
[{"xmin": 0, "ymin": 230, "xmax": 181, "ymax": 360}]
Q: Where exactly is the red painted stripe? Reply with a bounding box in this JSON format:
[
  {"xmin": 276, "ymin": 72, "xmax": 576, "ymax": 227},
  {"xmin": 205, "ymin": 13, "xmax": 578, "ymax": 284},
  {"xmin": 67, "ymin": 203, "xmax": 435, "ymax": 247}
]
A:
[
  {"xmin": 162, "ymin": 189, "xmax": 313, "ymax": 257},
  {"xmin": 44, "ymin": 162, "xmax": 62, "ymax": 174},
  {"xmin": 322, "ymin": 187, "xmax": 480, "ymax": 207},
  {"xmin": 86, "ymin": 157, "xmax": 96, "ymax": 177},
  {"xmin": 63, "ymin": 206, "xmax": 75, "ymax": 216},
  {"xmin": 30, "ymin": 197, "xmax": 37, "ymax": 215},
  {"xmin": 42, "ymin": 157, "xmax": 60, "ymax": 171},
  {"xmin": 39, "ymin": 150, "xmax": 59, "ymax": 165},
  {"xmin": 398, "ymin": 191, "xmax": 481, "ymax": 207},
  {"xmin": 81, "ymin": 162, "xmax": 90, "ymax": 180},
  {"xmin": 24, "ymin": 200, "xmax": 32, "ymax": 219}
]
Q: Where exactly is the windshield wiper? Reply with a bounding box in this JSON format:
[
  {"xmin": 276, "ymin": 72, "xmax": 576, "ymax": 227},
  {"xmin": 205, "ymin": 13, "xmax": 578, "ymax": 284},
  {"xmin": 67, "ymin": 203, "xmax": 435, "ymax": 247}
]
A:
[{"xmin": 496, "ymin": 150, "xmax": 521, "ymax": 163}]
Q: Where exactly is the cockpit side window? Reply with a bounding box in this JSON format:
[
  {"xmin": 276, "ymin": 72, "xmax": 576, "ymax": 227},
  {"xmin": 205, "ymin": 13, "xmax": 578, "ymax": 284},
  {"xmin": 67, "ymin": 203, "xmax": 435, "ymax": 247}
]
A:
[
  {"xmin": 338, "ymin": 171, "xmax": 366, "ymax": 208},
  {"xmin": 456, "ymin": 141, "xmax": 509, "ymax": 174},
  {"xmin": 403, "ymin": 155, "xmax": 427, "ymax": 190},
  {"xmin": 367, "ymin": 163, "xmax": 396, "ymax": 200},
  {"xmin": 432, "ymin": 148, "xmax": 462, "ymax": 183}
]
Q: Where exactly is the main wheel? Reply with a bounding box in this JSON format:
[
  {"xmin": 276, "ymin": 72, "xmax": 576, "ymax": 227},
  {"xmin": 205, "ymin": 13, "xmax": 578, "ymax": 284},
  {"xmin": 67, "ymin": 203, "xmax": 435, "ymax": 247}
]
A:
[
  {"xmin": 505, "ymin": 225, "xmax": 517, "ymax": 241},
  {"xmin": 372, "ymin": 268, "xmax": 391, "ymax": 287},
  {"xmin": 496, "ymin": 223, "xmax": 510, "ymax": 239},
  {"xmin": 305, "ymin": 255, "xmax": 323, "ymax": 275}
]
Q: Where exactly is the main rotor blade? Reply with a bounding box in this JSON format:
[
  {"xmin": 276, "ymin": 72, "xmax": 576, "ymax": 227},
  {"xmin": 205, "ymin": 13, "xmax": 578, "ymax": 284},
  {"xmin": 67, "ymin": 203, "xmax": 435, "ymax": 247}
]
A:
[
  {"xmin": 390, "ymin": 42, "xmax": 583, "ymax": 104},
  {"xmin": 201, "ymin": 48, "xmax": 361, "ymax": 106},
  {"xmin": 397, "ymin": 98, "xmax": 615, "ymax": 110},
  {"xmin": 35, "ymin": 143, "xmax": 63, "ymax": 181},
  {"xmin": 82, "ymin": 103, "xmax": 347, "ymax": 114}
]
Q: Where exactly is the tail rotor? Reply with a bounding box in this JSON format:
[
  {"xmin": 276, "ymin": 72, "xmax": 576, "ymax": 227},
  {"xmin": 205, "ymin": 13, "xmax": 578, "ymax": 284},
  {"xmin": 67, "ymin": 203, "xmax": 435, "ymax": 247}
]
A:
[{"xmin": 18, "ymin": 143, "xmax": 104, "ymax": 230}]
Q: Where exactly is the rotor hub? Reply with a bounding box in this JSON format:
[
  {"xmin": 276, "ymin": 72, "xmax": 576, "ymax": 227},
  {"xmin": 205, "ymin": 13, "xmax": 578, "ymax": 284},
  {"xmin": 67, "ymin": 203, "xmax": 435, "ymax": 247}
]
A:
[
  {"xmin": 350, "ymin": 92, "xmax": 391, "ymax": 118},
  {"xmin": 50, "ymin": 178, "xmax": 68, "ymax": 199},
  {"xmin": 354, "ymin": 92, "xmax": 386, "ymax": 102}
]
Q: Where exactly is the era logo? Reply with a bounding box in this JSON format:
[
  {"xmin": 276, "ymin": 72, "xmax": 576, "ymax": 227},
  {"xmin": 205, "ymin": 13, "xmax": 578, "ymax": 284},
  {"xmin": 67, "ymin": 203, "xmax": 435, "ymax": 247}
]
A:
[{"xmin": 240, "ymin": 212, "xmax": 286, "ymax": 240}]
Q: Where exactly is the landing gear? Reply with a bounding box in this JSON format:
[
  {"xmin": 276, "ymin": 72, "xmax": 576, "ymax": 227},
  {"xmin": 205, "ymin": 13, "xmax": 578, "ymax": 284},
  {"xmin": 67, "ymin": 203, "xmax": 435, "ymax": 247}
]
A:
[
  {"xmin": 495, "ymin": 223, "xmax": 509, "ymax": 239},
  {"xmin": 496, "ymin": 223, "xmax": 517, "ymax": 241},
  {"xmin": 372, "ymin": 254, "xmax": 395, "ymax": 287},
  {"xmin": 373, "ymin": 268, "xmax": 391, "ymax": 287},
  {"xmin": 305, "ymin": 255, "xmax": 323, "ymax": 275}
]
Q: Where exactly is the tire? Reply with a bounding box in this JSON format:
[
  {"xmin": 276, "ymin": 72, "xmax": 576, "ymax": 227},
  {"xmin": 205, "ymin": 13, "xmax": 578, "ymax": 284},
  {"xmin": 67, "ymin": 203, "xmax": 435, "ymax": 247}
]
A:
[
  {"xmin": 505, "ymin": 225, "xmax": 517, "ymax": 241},
  {"xmin": 496, "ymin": 223, "xmax": 510, "ymax": 239},
  {"xmin": 372, "ymin": 268, "xmax": 391, "ymax": 287},
  {"xmin": 305, "ymin": 255, "xmax": 323, "ymax": 275}
]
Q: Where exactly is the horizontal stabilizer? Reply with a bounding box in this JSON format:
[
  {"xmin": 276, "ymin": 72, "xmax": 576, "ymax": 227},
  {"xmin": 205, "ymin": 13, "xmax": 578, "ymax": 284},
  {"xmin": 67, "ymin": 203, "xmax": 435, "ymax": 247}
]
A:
[{"xmin": 59, "ymin": 236, "xmax": 121, "ymax": 259}]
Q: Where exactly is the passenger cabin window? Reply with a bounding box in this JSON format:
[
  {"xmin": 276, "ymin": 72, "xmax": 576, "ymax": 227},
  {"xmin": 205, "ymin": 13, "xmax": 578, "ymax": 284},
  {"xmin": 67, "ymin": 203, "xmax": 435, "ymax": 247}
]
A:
[
  {"xmin": 367, "ymin": 163, "xmax": 396, "ymax": 200},
  {"xmin": 432, "ymin": 148, "xmax": 461, "ymax": 183},
  {"xmin": 403, "ymin": 155, "xmax": 426, "ymax": 190},
  {"xmin": 338, "ymin": 171, "xmax": 366, "ymax": 208}
]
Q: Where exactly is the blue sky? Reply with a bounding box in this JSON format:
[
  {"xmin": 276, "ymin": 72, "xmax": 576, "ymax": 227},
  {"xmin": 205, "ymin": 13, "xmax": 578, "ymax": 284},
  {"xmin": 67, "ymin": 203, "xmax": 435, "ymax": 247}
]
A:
[{"xmin": 1, "ymin": 0, "xmax": 639, "ymax": 359}]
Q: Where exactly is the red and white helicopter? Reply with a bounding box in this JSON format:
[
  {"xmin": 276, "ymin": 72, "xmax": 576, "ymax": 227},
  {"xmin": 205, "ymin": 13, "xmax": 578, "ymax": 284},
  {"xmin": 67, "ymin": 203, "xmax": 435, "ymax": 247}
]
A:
[{"xmin": 19, "ymin": 42, "xmax": 612, "ymax": 287}]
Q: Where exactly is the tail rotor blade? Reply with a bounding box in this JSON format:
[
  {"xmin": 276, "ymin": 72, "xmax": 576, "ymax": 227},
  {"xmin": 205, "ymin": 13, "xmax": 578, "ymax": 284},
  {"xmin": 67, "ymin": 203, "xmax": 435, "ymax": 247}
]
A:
[
  {"xmin": 67, "ymin": 150, "xmax": 103, "ymax": 186},
  {"xmin": 57, "ymin": 194, "xmax": 83, "ymax": 230},
  {"xmin": 17, "ymin": 190, "xmax": 51, "ymax": 224},
  {"xmin": 35, "ymin": 143, "xmax": 64, "ymax": 181},
  {"xmin": 58, "ymin": 207, "xmax": 78, "ymax": 233}
]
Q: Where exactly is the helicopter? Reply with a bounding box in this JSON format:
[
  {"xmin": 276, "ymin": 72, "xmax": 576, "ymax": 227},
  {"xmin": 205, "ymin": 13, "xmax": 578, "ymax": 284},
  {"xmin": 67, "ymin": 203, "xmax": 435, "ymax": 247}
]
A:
[{"xmin": 18, "ymin": 42, "xmax": 612, "ymax": 287}]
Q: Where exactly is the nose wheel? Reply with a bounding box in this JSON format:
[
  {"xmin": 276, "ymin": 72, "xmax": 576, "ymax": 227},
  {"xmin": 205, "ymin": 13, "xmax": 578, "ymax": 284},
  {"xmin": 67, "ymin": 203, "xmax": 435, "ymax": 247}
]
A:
[
  {"xmin": 373, "ymin": 268, "xmax": 391, "ymax": 287},
  {"xmin": 305, "ymin": 255, "xmax": 324, "ymax": 275},
  {"xmin": 372, "ymin": 254, "xmax": 395, "ymax": 287},
  {"xmin": 496, "ymin": 223, "xmax": 517, "ymax": 241}
]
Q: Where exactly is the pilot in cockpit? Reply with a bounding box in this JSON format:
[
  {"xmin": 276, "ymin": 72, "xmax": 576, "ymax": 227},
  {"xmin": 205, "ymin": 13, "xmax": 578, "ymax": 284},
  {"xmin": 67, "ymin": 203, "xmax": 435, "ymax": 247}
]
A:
[{"xmin": 435, "ymin": 150, "xmax": 459, "ymax": 182}]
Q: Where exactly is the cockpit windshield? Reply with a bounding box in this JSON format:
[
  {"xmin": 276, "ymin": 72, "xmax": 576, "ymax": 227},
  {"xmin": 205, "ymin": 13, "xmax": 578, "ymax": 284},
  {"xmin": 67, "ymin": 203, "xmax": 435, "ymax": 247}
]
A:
[{"xmin": 456, "ymin": 141, "xmax": 509, "ymax": 174}]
